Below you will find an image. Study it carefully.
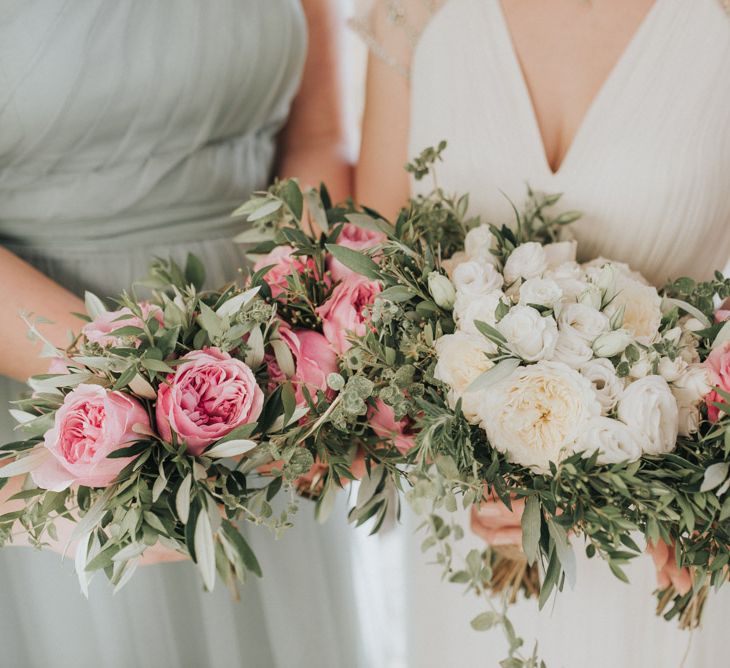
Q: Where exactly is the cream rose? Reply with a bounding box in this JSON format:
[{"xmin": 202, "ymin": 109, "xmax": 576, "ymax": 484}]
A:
[
  {"xmin": 574, "ymin": 417, "xmax": 643, "ymax": 465},
  {"xmin": 503, "ymin": 242, "xmax": 548, "ymax": 285},
  {"xmin": 434, "ymin": 332, "xmax": 496, "ymax": 400},
  {"xmin": 606, "ymin": 275, "xmax": 662, "ymax": 343},
  {"xmin": 478, "ymin": 361, "xmax": 602, "ymax": 473},
  {"xmin": 454, "ymin": 291, "xmax": 505, "ymax": 336},
  {"xmin": 453, "ymin": 260, "xmax": 504, "ymax": 298},
  {"xmin": 543, "ymin": 240, "xmax": 577, "ymax": 269},
  {"xmin": 579, "ymin": 358, "xmax": 625, "ymax": 414},
  {"xmin": 519, "ymin": 277, "xmax": 563, "ymax": 308},
  {"xmin": 497, "ymin": 305, "xmax": 558, "ymax": 362},
  {"xmin": 617, "ymin": 375, "xmax": 679, "ymax": 455}
]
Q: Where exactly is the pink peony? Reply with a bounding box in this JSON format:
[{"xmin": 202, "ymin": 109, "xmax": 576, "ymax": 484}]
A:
[
  {"xmin": 704, "ymin": 341, "xmax": 730, "ymax": 422},
  {"xmin": 254, "ymin": 246, "xmax": 319, "ymax": 299},
  {"xmin": 329, "ymin": 224, "xmax": 386, "ymax": 281},
  {"xmin": 368, "ymin": 399, "xmax": 416, "ymax": 454},
  {"xmin": 156, "ymin": 348, "xmax": 264, "ymax": 455},
  {"xmin": 82, "ymin": 303, "xmax": 163, "ymax": 348},
  {"xmin": 32, "ymin": 384, "xmax": 150, "ymax": 492},
  {"xmin": 316, "ymin": 279, "xmax": 382, "ymax": 354}
]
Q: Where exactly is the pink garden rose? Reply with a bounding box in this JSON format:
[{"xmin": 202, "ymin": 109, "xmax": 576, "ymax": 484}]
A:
[
  {"xmin": 82, "ymin": 303, "xmax": 162, "ymax": 347},
  {"xmin": 156, "ymin": 348, "xmax": 264, "ymax": 455},
  {"xmin": 316, "ymin": 279, "xmax": 382, "ymax": 354},
  {"xmin": 704, "ymin": 341, "xmax": 730, "ymax": 422},
  {"xmin": 32, "ymin": 384, "xmax": 150, "ymax": 492},
  {"xmin": 715, "ymin": 308, "xmax": 730, "ymax": 323},
  {"xmin": 254, "ymin": 246, "xmax": 320, "ymax": 299},
  {"xmin": 368, "ymin": 399, "xmax": 416, "ymax": 454},
  {"xmin": 329, "ymin": 224, "xmax": 387, "ymax": 281}
]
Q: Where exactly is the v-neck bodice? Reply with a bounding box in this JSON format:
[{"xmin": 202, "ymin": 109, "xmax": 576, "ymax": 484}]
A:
[{"xmin": 409, "ymin": 0, "xmax": 730, "ymax": 286}]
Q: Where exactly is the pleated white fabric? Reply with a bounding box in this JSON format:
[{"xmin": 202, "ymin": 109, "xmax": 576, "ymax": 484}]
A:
[{"xmin": 359, "ymin": 0, "xmax": 730, "ymax": 666}]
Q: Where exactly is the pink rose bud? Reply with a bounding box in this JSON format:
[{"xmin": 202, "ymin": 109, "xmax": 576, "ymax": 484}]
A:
[
  {"xmin": 647, "ymin": 540, "xmax": 692, "ymax": 596},
  {"xmin": 328, "ymin": 224, "xmax": 386, "ymax": 282},
  {"xmin": 470, "ymin": 493, "xmax": 525, "ymax": 547},
  {"xmin": 316, "ymin": 279, "xmax": 382, "ymax": 354},
  {"xmin": 368, "ymin": 399, "xmax": 416, "ymax": 454},
  {"xmin": 254, "ymin": 246, "xmax": 320, "ymax": 299},
  {"xmin": 82, "ymin": 303, "xmax": 163, "ymax": 348},
  {"xmin": 291, "ymin": 330, "xmax": 338, "ymax": 403},
  {"xmin": 156, "ymin": 348, "xmax": 264, "ymax": 455},
  {"xmin": 32, "ymin": 384, "xmax": 150, "ymax": 492}
]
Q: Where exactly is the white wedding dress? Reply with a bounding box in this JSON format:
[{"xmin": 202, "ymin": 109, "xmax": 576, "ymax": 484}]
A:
[{"xmin": 354, "ymin": 1, "xmax": 730, "ymax": 666}]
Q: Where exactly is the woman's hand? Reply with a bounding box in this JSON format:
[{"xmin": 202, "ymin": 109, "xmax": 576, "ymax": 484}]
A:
[
  {"xmin": 647, "ymin": 539, "xmax": 692, "ymax": 595},
  {"xmin": 470, "ymin": 493, "xmax": 525, "ymax": 546}
]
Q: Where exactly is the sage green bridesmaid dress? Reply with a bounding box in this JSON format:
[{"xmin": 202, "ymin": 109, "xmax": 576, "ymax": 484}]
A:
[{"xmin": 0, "ymin": 2, "xmax": 365, "ymax": 666}]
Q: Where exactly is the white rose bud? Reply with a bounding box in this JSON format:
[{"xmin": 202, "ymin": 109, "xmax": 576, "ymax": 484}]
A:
[
  {"xmin": 428, "ymin": 272, "xmax": 456, "ymax": 310},
  {"xmin": 519, "ymin": 277, "xmax": 563, "ymax": 308},
  {"xmin": 574, "ymin": 416, "xmax": 643, "ymax": 465},
  {"xmin": 454, "ymin": 291, "xmax": 506, "ymax": 335},
  {"xmin": 673, "ymin": 364, "xmax": 713, "ymax": 402},
  {"xmin": 580, "ymin": 358, "xmax": 625, "ymax": 414},
  {"xmin": 663, "ymin": 327, "xmax": 683, "ymax": 345},
  {"xmin": 593, "ymin": 329, "xmax": 633, "ymax": 357},
  {"xmin": 617, "ymin": 375, "xmax": 679, "ymax": 455},
  {"xmin": 543, "ymin": 240, "xmax": 577, "ymax": 270},
  {"xmin": 453, "ymin": 260, "xmax": 504, "ymax": 298},
  {"xmin": 497, "ymin": 305, "xmax": 558, "ymax": 362},
  {"xmin": 503, "ymin": 242, "xmax": 548, "ymax": 285},
  {"xmin": 657, "ymin": 356, "xmax": 687, "ymax": 383},
  {"xmin": 629, "ymin": 357, "xmax": 653, "ymax": 379},
  {"xmin": 464, "ymin": 224, "xmax": 497, "ymax": 264},
  {"xmin": 578, "ymin": 285, "xmax": 603, "ymax": 310},
  {"xmin": 680, "ymin": 316, "xmax": 705, "ymax": 333}
]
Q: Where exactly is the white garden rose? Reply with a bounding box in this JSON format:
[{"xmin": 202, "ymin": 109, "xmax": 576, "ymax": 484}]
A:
[
  {"xmin": 606, "ymin": 275, "xmax": 662, "ymax": 343},
  {"xmin": 617, "ymin": 375, "xmax": 679, "ymax": 455},
  {"xmin": 579, "ymin": 358, "xmax": 625, "ymax": 414},
  {"xmin": 453, "ymin": 260, "xmax": 504, "ymax": 298},
  {"xmin": 464, "ymin": 224, "xmax": 497, "ymax": 264},
  {"xmin": 519, "ymin": 277, "xmax": 563, "ymax": 308},
  {"xmin": 454, "ymin": 291, "xmax": 506, "ymax": 336},
  {"xmin": 497, "ymin": 305, "xmax": 558, "ymax": 362},
  {"xmin": 543, "ymin": 240, "xmax": 577, "ymax": 269},
  {"xmin": 557, "ymin": 303, "xmax": 610, "ymax": 343},
  {"xmin": 544, "ymin": 261, "xmax": 589, "ymax": 302},
  {"xmin": 552, "ymin": 330, "xmax": 594, "ymax": 369},
  {"xmin": 574, "ymin": 417, "xmax": 643, "ymax": 465},
  {"xmin": 478, "ymin": 361, "xmax": 602, "ymax": 473},
  {"xmin": 672, "ymin": 365, "xmax": 713, "ymax": 437},
  {"xmin": 503, "ymin": 242, "xmax": 548, "ymax": 285},
  {"xmin": 433, "ymin": 332, "xmax": 495, "ymax": 399}
]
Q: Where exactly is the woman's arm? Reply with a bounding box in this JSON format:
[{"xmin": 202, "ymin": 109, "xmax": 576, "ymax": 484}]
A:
[
  {"xmin": 0, "ymin": 248, "xmax": 84, "ymax": 382},
  {"xmin": 278, "ymin": 0, "xmax": 352, "ymax": 204}
]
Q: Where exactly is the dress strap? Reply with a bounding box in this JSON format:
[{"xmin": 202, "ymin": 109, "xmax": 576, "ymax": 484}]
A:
[{"xmin": 350, "ymin": 0, "xmax": 447, "ymax": 79}]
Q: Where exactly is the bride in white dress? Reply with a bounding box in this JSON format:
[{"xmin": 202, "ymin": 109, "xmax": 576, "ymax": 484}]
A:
[{"xmin": 353, "ymin": 0, "xmax": 730, "ymax": 666}]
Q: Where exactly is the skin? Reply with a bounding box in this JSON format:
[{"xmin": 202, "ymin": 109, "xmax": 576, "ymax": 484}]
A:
[
  {"xmin": 356, "ymin": 0, "xmax": 656, "ymax": 216},
  {"xmin": 0, "ymin": 0, "xmax": 349, "ymax": 563}
]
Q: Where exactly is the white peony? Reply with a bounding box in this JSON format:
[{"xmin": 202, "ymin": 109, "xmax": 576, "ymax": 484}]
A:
[
  {"xmin": 433, "ymin": 332, "xmax": 495, "ymax": 399},
  {"xmin": 574, "ymin": 417, "xmax": 643, "ymax": 465},
  {"xmin": 453, "ymin": 260, "xmax": 504, "ymax": 298},
  {"xmin": 478, "ymin": 361, "xmax": 602, "ymax": 473},
  {"xmin": 552, "ymin": 330, "xmax": 594, "ymax": 369},
  {"xmin": 543, "ymin": 240, "xmax": 577, "ymax": 269},
  {"xmin": 579, "ymin": 359, "xmax": 625, "ymax": 414},
  {"xmin": 606, "ymin": 275, "xmax": 662, "ymax": 343},
  {"xmin": 464, "ymin": 224, "xmax": 497, "ymax": 265},
  {"xmin": 557, "ymin": 303, "xmax": 610, "ymax": 343},
  {"xmin": 503, "ymin": 242, "xmax": 548, "ymax": 285},
  {"xmin": 617, "ymin": 375, "xmax": 679, "ymax": 455},
  {"xmin": 497, "ymin": 305, "xmax": 558, "ymax": 362},
  {"xmin": 454, "ymin": 291, "xmax": 506, "ymax": 336},
  {"xmin": 672, "ymin": 365, "xmax": 713, "ymax": 437},
  {"xmin": 519, "ymin": 277, "xmax": 563, "ymax": 308}
]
